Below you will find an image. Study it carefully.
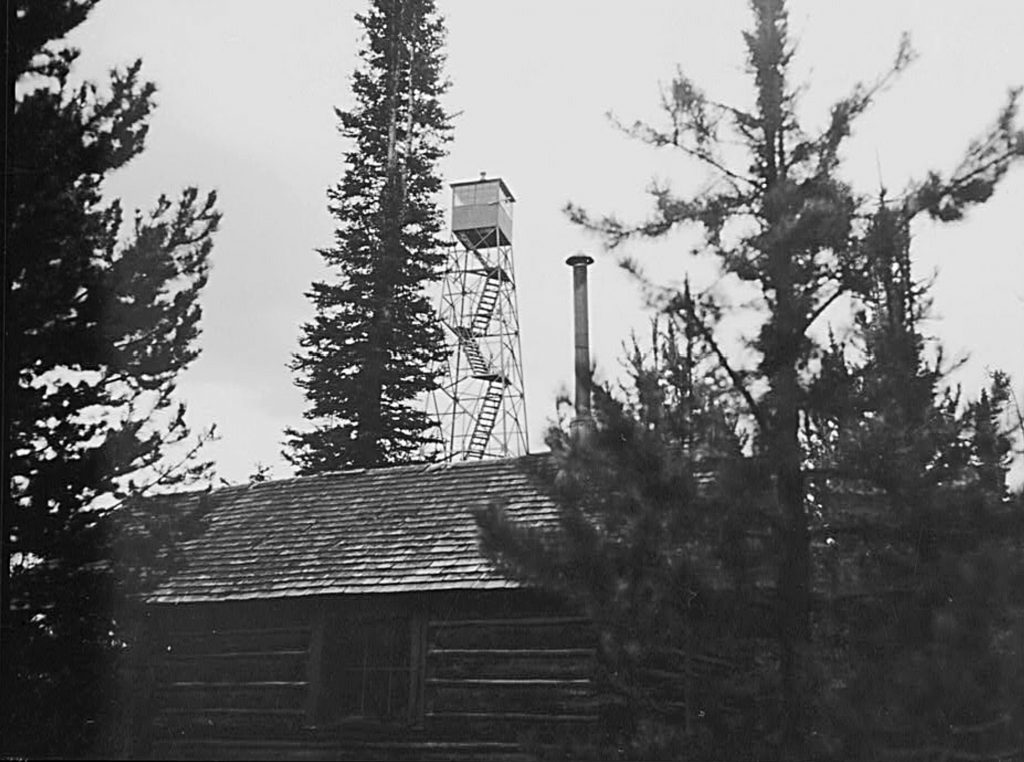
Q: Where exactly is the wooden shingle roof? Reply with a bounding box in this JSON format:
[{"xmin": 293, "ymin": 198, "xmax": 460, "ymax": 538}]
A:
[{"xmin": 148, "ymin": 455, "xmax": 557, "ymax": 604}]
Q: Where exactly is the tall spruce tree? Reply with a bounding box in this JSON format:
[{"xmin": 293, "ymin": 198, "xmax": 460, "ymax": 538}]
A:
[
  {"xmin": 286, "ymin": 0, "xmax": 452, "ymax": 473},
  {"xmin": 482, "ymin": 0, "xmax": 1023, "ymax": 757},
  {"xmin": 3, "ymin": 2, "xmax": 219, "ymax": 755}
]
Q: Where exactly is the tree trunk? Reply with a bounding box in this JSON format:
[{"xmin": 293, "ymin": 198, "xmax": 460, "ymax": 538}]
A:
[
  {"xmin": 772, "ymin": 290, "xmax": 811, "ymax": 758},
  {"xmin": 778, "ymin": 450, "xmax": 809, "ymax": 758},
  {"xmin": 355, "ymin": 0, "xmax": 407, "ymax": 467}
]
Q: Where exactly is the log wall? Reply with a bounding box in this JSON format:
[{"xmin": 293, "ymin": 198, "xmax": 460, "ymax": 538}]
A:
[
  {"xmin": 423, "ymin": 615, "xmax": 598, "ymax": 747},
  {"xmin": 142, "ymin": 592, "xmax": 598, "ymax": 761}
]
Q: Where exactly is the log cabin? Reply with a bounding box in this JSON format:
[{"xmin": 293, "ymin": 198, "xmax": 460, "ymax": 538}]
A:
[{"xmin": 135, "ymin": 454, "xmax": 600, "ymax": 761}]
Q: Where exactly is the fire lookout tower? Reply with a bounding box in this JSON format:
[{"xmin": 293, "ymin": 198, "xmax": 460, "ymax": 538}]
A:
[{"xmin": 428, "ymin": 176, "xmax": 528, "ymax": 460}]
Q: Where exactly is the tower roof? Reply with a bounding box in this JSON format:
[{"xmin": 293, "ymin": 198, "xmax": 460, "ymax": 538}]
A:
[{"xmin": 450, "ymin": 176, "xmax": 516, "ymax": 202}]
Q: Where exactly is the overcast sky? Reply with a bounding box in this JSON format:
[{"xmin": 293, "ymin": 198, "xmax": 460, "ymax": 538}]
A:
[{"xmin": 66, "ymin": 0, "xmax": 1024, "ymax": 485}]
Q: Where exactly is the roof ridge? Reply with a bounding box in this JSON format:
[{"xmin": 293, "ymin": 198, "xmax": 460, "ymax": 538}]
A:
[
  {"xmin": 236, "ymin": 453, "xmax": 554, "ymax": 491},
  {"xmin": 187, "ymin": 452, "xmax": 557, "ymax": 502}
]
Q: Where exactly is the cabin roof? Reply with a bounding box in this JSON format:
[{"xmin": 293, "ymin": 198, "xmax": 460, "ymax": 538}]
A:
[{"xmin": 147, "ymin": 455, "xmax": 558, "ymax": 605}]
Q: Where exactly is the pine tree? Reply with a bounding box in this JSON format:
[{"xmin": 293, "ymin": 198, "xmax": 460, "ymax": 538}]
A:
[
  {"xmin": 286, "ymin": 0, "xmax": 452, "ymax": 473},
  {"xmin": 3, "ymin": 2, "xmax": 219, "ymax": 755},
  {"xmin": 804, "ymin": 206, "xmax": 1024, "ymax": 759},
  {"xmin": 478, "ymin": 316, "xmax": 769, "ymax": 760},
  {"xmin": 504, "ymin": 0, "xmax": 1021, "ymax": 755}
]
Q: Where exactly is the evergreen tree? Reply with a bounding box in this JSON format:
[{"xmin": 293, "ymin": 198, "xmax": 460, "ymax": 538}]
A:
[
  {"xmin": 478, "ymin": 316, "xmax": 769, "ymax": 760},
  {"xmin": 286, "ymin": 0, "xmax": 452, "ymax": 473},
  {"xmin": 3, "ymin": 2, "xmax": 219, "ymax": 755},
  {"xmin": 805, "ymin": 206, "xmax": 1024, "ymax": 759},
  {"xmin": 485, "ymin": 0, "xmax": 1022, "ymax": 756}
]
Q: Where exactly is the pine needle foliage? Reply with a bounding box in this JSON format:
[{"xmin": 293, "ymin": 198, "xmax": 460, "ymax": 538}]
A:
[
  {"xmin": 478, "ymin": 317, "xmax": 776, "ymax": 760},
  {"xmin": 4, "ymin": 1, "xmax": 220, "ymax": 756},
  {"xmin": 489, "ymin": 0, "xmax": 1022, "ymax": 757},
  {"xmin": 805, "ymin": 206, "xmax": 1024, "ymax": 760},
  {"xmin": 286, "ymin": 0, "xmax": 453, "ymax": 473}
]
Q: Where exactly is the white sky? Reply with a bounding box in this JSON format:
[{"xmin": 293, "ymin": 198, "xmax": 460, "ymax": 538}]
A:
[{"xmin": 66, "ymin": 1, "xmax": 1024, "ymax": 485}]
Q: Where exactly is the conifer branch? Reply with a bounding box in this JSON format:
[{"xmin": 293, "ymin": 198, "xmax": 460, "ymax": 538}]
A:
[
  {"xmin": 672, "ymin": 292, "xmax": 766, "ymax": 434},
  {"xmin": 610, "ymin": 111, "xmax": 754, "ymax": 190},
  {"xmin": 803, "ymin": 284, "xmax": 847, "ymax": 332}
]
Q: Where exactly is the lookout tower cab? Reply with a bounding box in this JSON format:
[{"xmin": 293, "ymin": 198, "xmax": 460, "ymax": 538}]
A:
[{"xmin": 451, "ymin": 177, "xmax": 514, "ymax": 249}]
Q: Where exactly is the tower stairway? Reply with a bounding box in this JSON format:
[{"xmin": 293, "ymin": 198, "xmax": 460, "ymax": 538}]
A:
[
  {"xmin": 453, "ymin": 327, "xmax": 497, "ymax": 380},
  {"xmin": 452, "ymin": 322, "xmax": 507, "ymax": 459},
  {"xmin": 472, "ymin": 275, "xmax": 501, "ymax": 335},
  {"xmin": 466, "ymin": 380, "xmax": 505, "ymax": 459}
]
